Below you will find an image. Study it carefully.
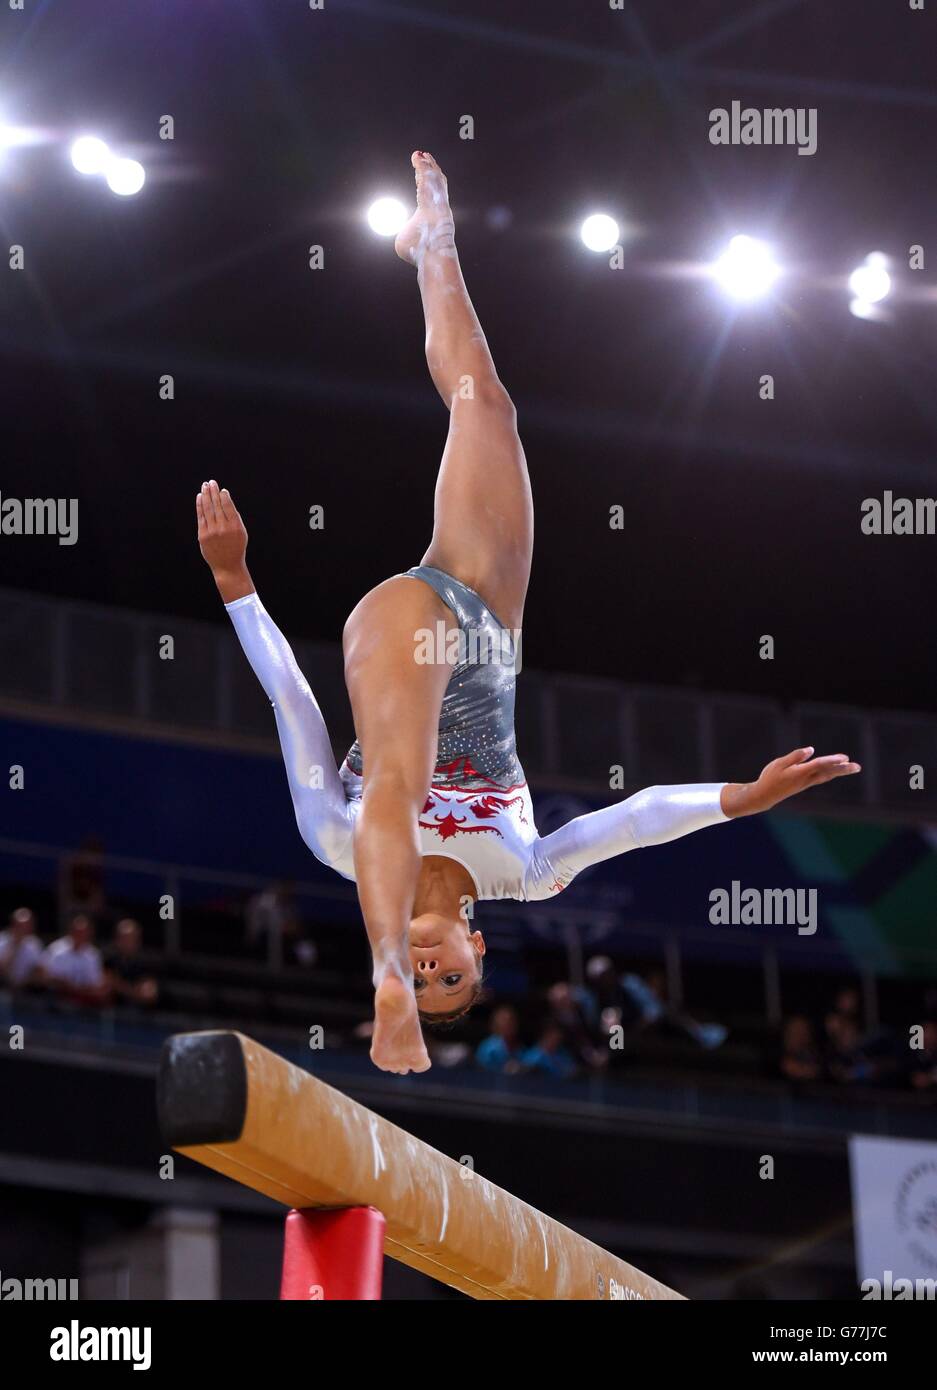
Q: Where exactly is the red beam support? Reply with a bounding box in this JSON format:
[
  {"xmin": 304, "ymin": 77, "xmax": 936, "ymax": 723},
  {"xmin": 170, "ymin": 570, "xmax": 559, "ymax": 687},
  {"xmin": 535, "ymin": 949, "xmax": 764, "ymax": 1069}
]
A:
[{"xmin": 280, "ymin": 1206, "xmax": 386, "ymax": 1301}]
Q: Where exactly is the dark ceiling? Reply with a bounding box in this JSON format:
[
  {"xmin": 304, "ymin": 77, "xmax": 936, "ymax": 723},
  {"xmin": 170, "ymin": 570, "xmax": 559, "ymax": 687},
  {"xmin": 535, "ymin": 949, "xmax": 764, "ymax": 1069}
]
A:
[{"xmin": 1, "ymin": 0, "xmax": 935, "ymax": 712}]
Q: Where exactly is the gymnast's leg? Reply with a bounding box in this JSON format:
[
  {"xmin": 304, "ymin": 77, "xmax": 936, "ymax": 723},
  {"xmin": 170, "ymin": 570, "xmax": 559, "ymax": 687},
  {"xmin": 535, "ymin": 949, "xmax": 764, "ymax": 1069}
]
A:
[
  {"xmin": 345, "ymin": 153, "xmax": 532, "ymax": 1069},
  {"xmin": 344, "ymin": 577, "xmax": 455, "ymax": 1072},
  {"xmin": 396, "ymin": 150, "xmax": 533, "ymax": 633}
]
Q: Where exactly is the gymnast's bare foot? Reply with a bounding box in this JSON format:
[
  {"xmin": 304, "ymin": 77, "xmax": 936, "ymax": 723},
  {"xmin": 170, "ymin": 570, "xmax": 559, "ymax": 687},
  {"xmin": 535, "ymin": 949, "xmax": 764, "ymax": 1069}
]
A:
[
  {"xmin": 371, "ymin": 974, "xmax": 431, "ymax": 1075},
  {"xmin": 395, "ymin": 150, "xmax": 455, "ymax": 266}
]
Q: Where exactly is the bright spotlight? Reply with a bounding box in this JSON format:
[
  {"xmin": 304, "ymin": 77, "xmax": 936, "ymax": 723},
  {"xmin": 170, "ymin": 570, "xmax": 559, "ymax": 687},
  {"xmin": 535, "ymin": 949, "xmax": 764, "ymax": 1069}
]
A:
[
  {"xmin": 0, "ymin": 124, "xmax": 42, "ymax": 150},
  {"xmin": 106, "ymin": 157, "xmax": 146, "ymax": 196},
  {"xmin": 70, "ymin": 135, "xmax": 111, "ymax": 175},
  {"xmin": 580, "ymin": 213, "xmax": 620, "ymax": 253},
  {"xmin": 849, "ymin": 298, "xmax": 878, "ymax": 320},
  {"xmin": 367, "ymin": 197, "xmax": 408, "ymax": 237},
  {"xmin": 848, "ymin": 253, "xmax": 891, "ymax": 306},
  {"xmin": 712, "ymin": 234, "xmax": 781, "ymax": 301}
]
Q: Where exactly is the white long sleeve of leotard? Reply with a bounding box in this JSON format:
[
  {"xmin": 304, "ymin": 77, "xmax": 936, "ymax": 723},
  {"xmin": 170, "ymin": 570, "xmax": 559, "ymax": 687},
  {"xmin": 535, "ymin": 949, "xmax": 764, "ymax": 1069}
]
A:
[
  {"xmin": 523, "ymin": 783, "xmax": 729, "ymax": 901},
  {"xmin": 224, "ymin": 592, "xmax": 354, "ymax": 869}
]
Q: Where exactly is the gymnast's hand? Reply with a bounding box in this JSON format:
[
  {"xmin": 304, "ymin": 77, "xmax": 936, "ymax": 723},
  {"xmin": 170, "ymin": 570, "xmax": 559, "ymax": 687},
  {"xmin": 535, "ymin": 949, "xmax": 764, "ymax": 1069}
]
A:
[
  {"xmin": 720, "ymin": 746, "xmax": 861, "ymax": 818},
  {"xmin": 196, "ymin": 479, "xmax": 255, "ymax": 604}
]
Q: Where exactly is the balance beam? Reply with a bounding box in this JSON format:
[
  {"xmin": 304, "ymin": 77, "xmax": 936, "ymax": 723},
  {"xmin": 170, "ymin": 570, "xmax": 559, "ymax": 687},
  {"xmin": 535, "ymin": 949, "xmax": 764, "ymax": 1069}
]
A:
[{"xmin": 157, "ymin": 1030, "xmax": 683, "ymax": 1301}]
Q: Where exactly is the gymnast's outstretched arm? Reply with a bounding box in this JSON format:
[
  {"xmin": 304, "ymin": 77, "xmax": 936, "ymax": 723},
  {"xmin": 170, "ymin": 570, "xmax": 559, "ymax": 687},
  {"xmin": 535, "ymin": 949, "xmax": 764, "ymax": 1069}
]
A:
[
  {"xmin": 525, "ymin": 747, "xmax": 861, "ymax": 900},
  {"xmin": 196, "ymin": 480, "xmax": 353, "ymax": 869}
]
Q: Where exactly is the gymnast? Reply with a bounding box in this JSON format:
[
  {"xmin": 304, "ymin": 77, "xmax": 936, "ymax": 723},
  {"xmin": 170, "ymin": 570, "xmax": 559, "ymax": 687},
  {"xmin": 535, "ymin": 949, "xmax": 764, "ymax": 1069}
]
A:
[{"xmin": 196, "ymin": 151, "xmax": 860, "ymax": 1076}]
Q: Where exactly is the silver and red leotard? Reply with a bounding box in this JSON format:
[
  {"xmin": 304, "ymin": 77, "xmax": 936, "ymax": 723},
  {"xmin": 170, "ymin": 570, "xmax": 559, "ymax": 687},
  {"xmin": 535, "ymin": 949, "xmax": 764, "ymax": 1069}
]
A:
[{"xmin": 225, "ymin": 566, "xmax": 728, "ymax": 902}]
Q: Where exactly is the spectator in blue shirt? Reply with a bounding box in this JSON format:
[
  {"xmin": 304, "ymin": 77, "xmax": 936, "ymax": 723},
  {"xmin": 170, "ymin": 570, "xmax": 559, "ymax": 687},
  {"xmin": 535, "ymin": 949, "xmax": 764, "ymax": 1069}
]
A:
[
  {"xmin": 520, "ymin": 1022, "xmax": 578, "ymax": 1080},
  {"xmin": 476, "ymin": 1004, "xmax": 524, "ymax": 1075}
]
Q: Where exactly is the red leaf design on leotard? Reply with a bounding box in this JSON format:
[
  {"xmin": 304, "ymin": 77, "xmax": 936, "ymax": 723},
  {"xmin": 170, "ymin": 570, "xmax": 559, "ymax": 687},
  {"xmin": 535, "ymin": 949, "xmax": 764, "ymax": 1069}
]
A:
[
  {"xmin": 470, "ymin": 794, "xmax": 528, "ymax": 825},
  {"xmin": 419, "ymin": 810, "xmax": 502, "ymax": 842}
]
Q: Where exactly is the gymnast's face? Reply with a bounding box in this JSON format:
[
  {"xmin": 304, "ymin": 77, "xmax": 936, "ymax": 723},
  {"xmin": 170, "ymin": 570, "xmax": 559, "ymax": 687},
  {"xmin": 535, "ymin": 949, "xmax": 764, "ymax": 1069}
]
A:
[{"xmin": 409, "ymin": 912, "xmax": 486, "ymax": 1015}]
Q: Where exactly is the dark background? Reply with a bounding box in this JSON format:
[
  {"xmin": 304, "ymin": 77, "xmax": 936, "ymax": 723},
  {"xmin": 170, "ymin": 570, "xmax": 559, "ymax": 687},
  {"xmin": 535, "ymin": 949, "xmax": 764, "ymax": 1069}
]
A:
[{"xmin": 1, "ymin": 0, "xmax": 934, "ymax": 712}]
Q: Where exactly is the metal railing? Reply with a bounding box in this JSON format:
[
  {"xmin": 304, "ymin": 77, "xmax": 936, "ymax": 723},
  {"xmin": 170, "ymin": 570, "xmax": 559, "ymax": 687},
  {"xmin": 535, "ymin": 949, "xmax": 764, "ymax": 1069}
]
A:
[
  {"xmin": 0, "ymin": 834, "xmax": 351, "ymax": 971},
  {"xmin": 2, "ymin": 835, "xmax": 935, "ymax": 1033},
  {"xmin": 2, "ymin": 994, "xmax": 933, "ymax": 1149},
  {"xmin": 2, "ymin": 584, "xmax": 936, "ymax": 814}
]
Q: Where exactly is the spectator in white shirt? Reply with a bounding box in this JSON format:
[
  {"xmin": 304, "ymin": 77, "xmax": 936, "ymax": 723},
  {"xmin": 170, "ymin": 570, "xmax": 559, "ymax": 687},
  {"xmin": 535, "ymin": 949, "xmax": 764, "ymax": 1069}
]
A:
[
  {"xmin": 245, "ymin": 881, "xmax": 317, "ymax": 968},
  {"xmin": 0, "ymin": 907, "xmax": 44, "ymax": 989},
  {"xmin": 42, "ymin": 913, "xmax": 106, "ymax": 1004}
]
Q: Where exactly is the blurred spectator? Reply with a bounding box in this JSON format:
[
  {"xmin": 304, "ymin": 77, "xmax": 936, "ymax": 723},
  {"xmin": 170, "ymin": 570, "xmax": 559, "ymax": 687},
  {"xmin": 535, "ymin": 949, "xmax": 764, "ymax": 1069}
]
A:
[
  {"xmin": 520, "ymin": 1022, "xmax": 578, "ymax": 1080},
  {"xmin": 476, "ymin": 1004, "xmax": 524, "ymax": 1075},
  {"xmin": 104, "ymin": 919, "xmax": 159, "ymax": 1008},
  {"xmin": 41, "ymin": 914, "xmax": 107, "ymax": 1006},
  {"xmin": 584, "ymin": 956, "xmax": 624, "ymax": 1014},
  {"xmin": 823, "ymin": 984, "xmax": 862, "ymax": 1048},
  {"xmin": 545, "ymin": 981, "xmax": 607, "ymax": 1070},
  {"xmin": 820, "ymin": 984, "xmax": 900, "ymax": 1084},
  {"xmin": 58, "ymin": 835, "xmax": 106, "ymax": 926},
  {"xmin": 825, "ymin": 1016, "xmax": 878, "ymax": 1085},
  {"xmin": 625, "ymin": 968, "xmax": 727, "ymax": 1049},
  {"xmin": 586, "ymin": 958, "xmax": 727, "ymax": 1050},
  {"xmin": 0, "ymin": 907, "xmax": 44, "ymax": 989},
  {"xmin": 245, "ymin": 881, "xmax": 316, "ymax": 968},
  {"xmin": 584, "ymin": 955, "xmax": 643, "ymax": 1048},
  {"xmin": 779, "ymin": 1015, "xmax": 823, "ymax": 1083},
  {"xmin": 909, "ymin": 1020, "xmax": 937, "ymax": 1093}
]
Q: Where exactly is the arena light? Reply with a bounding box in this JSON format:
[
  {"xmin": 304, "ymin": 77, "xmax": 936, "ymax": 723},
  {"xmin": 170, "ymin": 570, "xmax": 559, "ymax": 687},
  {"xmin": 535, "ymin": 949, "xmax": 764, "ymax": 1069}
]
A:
[
  {"xmin": 105, "ymin": 156, "xmax": 146, "ymax": 197},
  {"xmin": 580, "ymin": 212, "xmax": 620, "ymax": 253},
  {"xmin": 70, "ymin": 135, "xmax": 111, "ymax": 175},
  {"xmin": 848, "ymin": 252, "xmax": 891, "ymax": 317},
  {"xmin": 367, "ymin": 196, "xmax": 408, "ymax": 237},
  {"xmin": 849, "ymin": 298, "xmax": 879, "ymax": 321},
  {"xmin": 712, "ymin": 234, "xmax": 781, "ymax": 301},
  {"xmin": 0, "ymin": 123, "xmax": 44, "ymax": 150}
]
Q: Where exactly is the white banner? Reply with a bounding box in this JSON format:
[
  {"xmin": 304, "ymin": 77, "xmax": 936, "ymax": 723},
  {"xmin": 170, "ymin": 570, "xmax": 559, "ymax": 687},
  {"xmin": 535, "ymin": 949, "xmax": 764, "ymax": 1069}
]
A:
[{"xmin": 848, "ymin": 1134, "xmax": 937, "ymax": 1298}]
